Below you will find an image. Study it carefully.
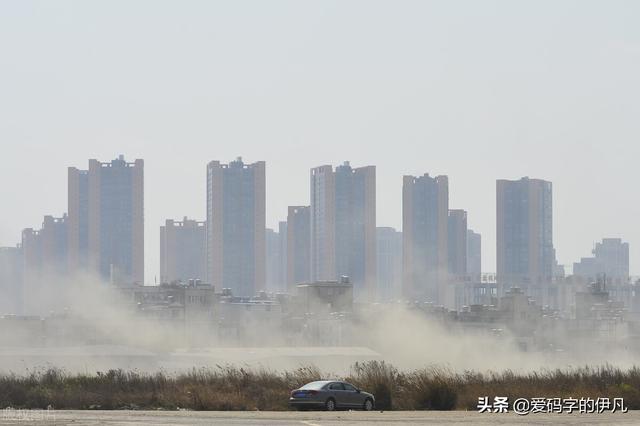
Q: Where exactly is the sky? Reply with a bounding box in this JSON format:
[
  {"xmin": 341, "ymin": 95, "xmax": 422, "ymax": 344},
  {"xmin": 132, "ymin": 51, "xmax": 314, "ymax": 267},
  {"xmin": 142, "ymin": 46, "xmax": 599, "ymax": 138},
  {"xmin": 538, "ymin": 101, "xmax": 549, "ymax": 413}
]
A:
[{"xmin": 1, "ymin": 0, "xmax": 640, "ymax": 282}]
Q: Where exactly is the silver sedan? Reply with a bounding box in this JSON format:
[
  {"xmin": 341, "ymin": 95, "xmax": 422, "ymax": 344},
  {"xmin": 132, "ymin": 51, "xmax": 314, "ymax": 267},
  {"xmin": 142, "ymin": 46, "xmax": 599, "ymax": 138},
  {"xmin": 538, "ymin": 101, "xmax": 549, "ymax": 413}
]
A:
[{"xmin": 289, "ymin": 380, "xmax": 375, "ymax": 411}]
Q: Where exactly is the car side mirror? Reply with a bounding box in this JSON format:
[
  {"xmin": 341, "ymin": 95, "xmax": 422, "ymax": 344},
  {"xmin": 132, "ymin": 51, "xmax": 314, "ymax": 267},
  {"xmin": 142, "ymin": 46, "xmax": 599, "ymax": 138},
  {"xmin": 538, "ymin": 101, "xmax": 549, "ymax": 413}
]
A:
[{"xmin": 356, "ymin": 389, "xmax": 361, "ymax": 393}]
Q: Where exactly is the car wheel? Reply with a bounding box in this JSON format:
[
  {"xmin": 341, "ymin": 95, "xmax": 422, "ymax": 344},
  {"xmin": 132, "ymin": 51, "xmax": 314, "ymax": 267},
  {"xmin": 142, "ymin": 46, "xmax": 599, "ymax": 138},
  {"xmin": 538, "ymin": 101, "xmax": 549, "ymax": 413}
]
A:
[
  {"xmin": 363, "ymin": 398, "xmax": 374, "ymax": 411},
  {"xmin": 325, "ymin": 398, "xmax": 336, "ymax": 411}
]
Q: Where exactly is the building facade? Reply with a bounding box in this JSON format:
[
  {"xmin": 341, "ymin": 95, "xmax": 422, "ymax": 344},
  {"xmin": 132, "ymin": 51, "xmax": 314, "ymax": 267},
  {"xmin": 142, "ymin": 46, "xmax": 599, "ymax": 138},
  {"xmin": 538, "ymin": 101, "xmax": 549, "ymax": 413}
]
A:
[
  {"xmin": 278, "ymin": 220, "xmax": 287, "ymax": 292},
  {"xmin": 21, "ymin": 215, "xmax": 68, "ymax": 313},
  {"xmin": 310, "ymin": 162, "xmax": 376, "ymax": 301},
  {"xmin": 206, "ymin": 157, "xmax": 265, "ymax": 297},
  {"xmin": 496, "ymin": 177, "xmax": 554, "ymax": 299},
  {"xmin": 287, "ymin": 206, "xmax": 310, "ymax": 291},
  {"xmin": 447, "ymin": 209, "xmax": 467, "ymax": 279},
  {"xmin": 68, "ymin": 155, "xmax": 144, "ymax": 285},
  {"xmin": 22, "ymin": 215, "xmax": 69, "ymax": 278},
  {"xmin": 402, "ymin": 174, "xmax": 449, "ymax": 303},
  {"xmin": 376, "ymin": 227, "xmax": 402, "ymax": 302},
  {"xmin": 466, "ymin": 229, "xmax": 482, "ymax": 279},
  {"xmin": 160, "ymin": 217, "xmax": 207, "ymax": 284},
  {"xmin": 573, "ymin": 238, "xmax": 629, "ymax": 284},
  {"xmin": 265, "ymin": 227, "xmax": 282, "ymax": 292},
  {"xmin": 0, "ymin": 246, "xmax": 23, "ymax": 315},
  {"xmin": 310, "ymin": 165, "xmax": 335, "ymax": 284}
]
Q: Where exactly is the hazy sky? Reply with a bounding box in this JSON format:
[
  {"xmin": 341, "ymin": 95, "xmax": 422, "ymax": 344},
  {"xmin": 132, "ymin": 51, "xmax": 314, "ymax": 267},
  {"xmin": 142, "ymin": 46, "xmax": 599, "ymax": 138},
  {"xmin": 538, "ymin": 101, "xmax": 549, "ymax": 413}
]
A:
[{"xmin": 1, "ymin": 0, "xmax": 640, "ymax": 282}]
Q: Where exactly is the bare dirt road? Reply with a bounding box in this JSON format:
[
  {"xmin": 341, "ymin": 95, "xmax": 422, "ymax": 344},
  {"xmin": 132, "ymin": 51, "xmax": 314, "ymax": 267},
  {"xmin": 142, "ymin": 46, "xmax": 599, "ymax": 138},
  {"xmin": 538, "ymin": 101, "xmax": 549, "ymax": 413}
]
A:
[{"xmin": 1, "ymin": 410, "xmax": 638, "ymax": 425}]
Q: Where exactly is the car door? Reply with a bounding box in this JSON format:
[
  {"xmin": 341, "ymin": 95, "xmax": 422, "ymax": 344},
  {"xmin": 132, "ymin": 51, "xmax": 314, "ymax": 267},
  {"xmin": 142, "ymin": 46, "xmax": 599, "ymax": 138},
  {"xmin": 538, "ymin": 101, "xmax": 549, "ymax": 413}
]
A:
[
  {"xmin": 327, "ymin": 382, "xmax": 346, "ymax": 407},
  {"xmin": 342, "ymin": 382, "xmax": 362, "ymax": 407}
]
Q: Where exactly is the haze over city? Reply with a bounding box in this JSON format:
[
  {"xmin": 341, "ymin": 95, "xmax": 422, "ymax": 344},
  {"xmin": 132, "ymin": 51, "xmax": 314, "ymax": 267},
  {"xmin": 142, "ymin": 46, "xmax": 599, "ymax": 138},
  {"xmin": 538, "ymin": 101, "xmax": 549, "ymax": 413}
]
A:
[
  {"xmin": 4, "ymin": 2, "xmax": 640, "ymax": 422},
  {"xmin": 2, "ymin": 0, "xmax": 640, "ymax": 281}
]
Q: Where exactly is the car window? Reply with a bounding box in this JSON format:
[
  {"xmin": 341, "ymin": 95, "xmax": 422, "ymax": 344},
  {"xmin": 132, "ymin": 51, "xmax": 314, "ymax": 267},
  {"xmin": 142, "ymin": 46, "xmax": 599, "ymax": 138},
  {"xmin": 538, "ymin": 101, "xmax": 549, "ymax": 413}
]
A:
[
  {"xmin": 329, "ymin": 382, "xmax": 345, "ymax": 390},
  {"xmin": 300, "ymin": 381, "xmax": 329, "ymax": 390},
  {"xmin": 342, "ymin": 383, "xmax": 356, "ymax": 391}
]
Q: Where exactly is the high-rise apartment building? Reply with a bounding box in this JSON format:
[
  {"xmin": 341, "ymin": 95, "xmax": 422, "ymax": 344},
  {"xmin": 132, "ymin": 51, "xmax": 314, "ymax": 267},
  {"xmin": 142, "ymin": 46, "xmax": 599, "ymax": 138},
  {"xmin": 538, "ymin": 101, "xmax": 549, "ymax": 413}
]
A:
[
  {"xmin": 21, "ymin": 214, "xmax": 68, "ymax": 313},
  {"xmin": 310, "ymin": 162, "xmax": 376, "ymax": 301},
  {"xmin": 68, "ymin": 155, "xmax": 144, "ymax": 285},
  {"xmin": 376, "ymin": 227, "xmax": 402, "ymax": 302},
  {"xmin": 447, "ymin": 209, "xmax": 467, "ymax": 279},
  {"xmin": 67, "ymin": 167, "xmax": 89, "ymax": 274},
  {"xmin": 160, "ymin": 217, "xmax": 206, "ymax": 284},
  {"xmin": 496, "ymin": 177, "xmax": 554, "ymax": 297},
  {"xmin": 0, "ymin": 245, "xmax": 23, "ymax": 314},
  {"xmin": 278, "ymin": 220, "xmax": 287, "ymax": 292},
  {"xmin": 310, "ymin": 165, "xmax": 335, "ymax": 283},
  {"xmin": 287, "ymin": 206, "xmax": 310, "ymax": 291},
  {"xmin": 206, "ymin": 157, "xmax": 265, "ymax": 297},
  {"xmin": 265, "ymin": 227, "xmax": 282, "ymax": 292},
  {"xmin": 402, "ymin": 174, "xmax": 448, "ymax": 303},
  {"xmin": 466, "ymin": 229, "xmax": 482, "ymax": 278},
  {"xmin": 573, "ymin": 238, "xmax": 629, "ymax": 284},
  {"xmin": 22, "ymin": 215, "xmax": 69, "ymax": 278}
]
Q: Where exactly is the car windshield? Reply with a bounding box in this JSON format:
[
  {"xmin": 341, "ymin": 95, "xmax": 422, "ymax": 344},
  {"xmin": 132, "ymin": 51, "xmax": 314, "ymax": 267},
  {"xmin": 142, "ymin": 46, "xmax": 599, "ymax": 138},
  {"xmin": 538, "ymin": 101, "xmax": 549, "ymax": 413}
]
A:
[{"xmin": 300, "ymin": 381, "xmax": 329, "ymax": 390}]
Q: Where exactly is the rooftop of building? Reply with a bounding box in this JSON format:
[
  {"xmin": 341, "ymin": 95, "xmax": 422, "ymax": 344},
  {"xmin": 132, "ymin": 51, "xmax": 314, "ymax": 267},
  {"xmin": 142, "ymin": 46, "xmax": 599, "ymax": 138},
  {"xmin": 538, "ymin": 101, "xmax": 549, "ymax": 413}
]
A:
[{"xmin": 297, "ymin": 278, "xmax": 353, "ymax": 288}]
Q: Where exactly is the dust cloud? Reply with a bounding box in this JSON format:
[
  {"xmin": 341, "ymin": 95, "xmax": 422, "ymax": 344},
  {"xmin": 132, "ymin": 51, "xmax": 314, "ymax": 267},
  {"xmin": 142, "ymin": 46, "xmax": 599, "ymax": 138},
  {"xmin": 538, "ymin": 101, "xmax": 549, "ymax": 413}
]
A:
[{"xmin": 1, "ymin": 276, "xmax": 636, "ymax": 376}]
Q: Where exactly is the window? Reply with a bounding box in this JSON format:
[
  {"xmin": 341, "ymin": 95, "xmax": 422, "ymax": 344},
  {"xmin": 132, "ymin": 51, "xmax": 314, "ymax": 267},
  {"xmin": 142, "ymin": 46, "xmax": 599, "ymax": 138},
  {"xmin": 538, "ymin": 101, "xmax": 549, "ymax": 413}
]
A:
[
  {"xmin": 300, "ymin": 381, "xmax": 327, "ymax": 390},
  {"xmin": 329, "ymin": 382, "xmax": 345, "ymax": 391},
  {"xmin": 342, "ymin": 383, "xmax": 356, "ymax": 391}
]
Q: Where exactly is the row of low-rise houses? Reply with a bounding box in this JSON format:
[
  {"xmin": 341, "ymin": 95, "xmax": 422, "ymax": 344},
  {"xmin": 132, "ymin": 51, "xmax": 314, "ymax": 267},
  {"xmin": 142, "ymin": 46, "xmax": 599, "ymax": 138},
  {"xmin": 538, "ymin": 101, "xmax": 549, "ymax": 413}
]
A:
[
  {"xmin": 2, "ymin": 276, "xmax": 638, "ymax": 355},
  {"xmin": 0, "ymin": 278, "xmax": 356, "ymax": 348},
  {"xmin": 0, "ymin": 155, "xmax": 634, "ymax": 317},
  {"xmin": 409, "ymin": 280, "xmax": 638, "ymax": 353}
]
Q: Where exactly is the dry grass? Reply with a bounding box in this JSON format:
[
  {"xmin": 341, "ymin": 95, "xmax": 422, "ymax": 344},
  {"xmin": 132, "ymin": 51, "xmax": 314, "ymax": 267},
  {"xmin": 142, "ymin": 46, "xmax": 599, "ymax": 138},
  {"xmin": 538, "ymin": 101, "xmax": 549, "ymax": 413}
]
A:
[{"xmin": 0, "ymin": 362, "xmax": 639, "ymax": 410}]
